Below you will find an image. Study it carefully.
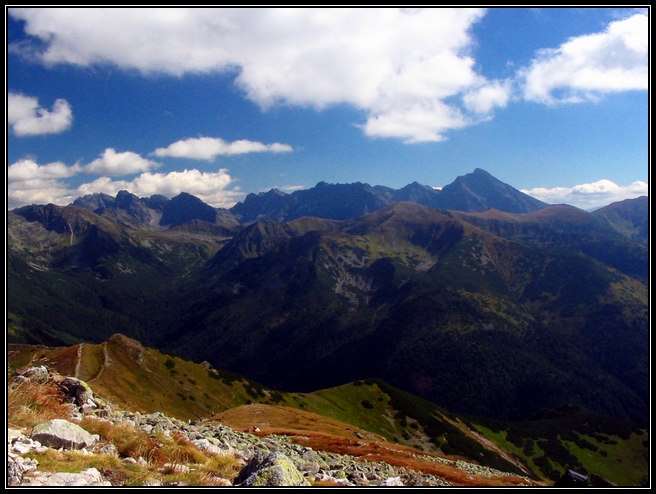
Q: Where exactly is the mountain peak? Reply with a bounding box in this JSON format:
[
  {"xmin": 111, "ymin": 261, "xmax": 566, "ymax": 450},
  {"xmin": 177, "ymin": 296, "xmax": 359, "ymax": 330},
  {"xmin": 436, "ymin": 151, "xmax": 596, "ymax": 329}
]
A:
[
  {"xmin": 160, "ymin": 192, "xmax": 217, "ymax": 227},
  {"xmin": 436, "ymin": 169, "xmax": 549, "ymax": 213}
]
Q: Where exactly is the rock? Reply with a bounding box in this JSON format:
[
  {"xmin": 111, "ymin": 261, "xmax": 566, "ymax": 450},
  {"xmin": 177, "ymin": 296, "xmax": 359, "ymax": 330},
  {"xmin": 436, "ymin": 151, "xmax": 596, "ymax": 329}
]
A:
[
  {"xmin": 7, "ymin": 457, "xmax": 23, "ymax": 486},
  {"xmin": 30, "ymin": 419, "xmax": 99, "ymax": 450},
  {"xmin": 23, "ymin": 366, "xmax": 49, "ymax": 380},
  {"xmin": 7, "ymin": 428, "xmax": 24, "ymax": 443},
  {"xmin": 60, "ymin": 377, "xmax": 94, "ymax": 409},
  {"xmin": 95, "ymin": 443, "xmax": 118, "ymax": 456},
  {"xmin": 161, "ymin": 463, "xmax": 190, "ymax": 474},
  {"xmin": 315, "ymin": 472, "xmax": 356, "ymax": 486},
  {"xmin": 380, "ymin": 476, "xmax": 404, "ymax": 486},
  {"xmin": 20, "ymin": 467, "xmax": 111, "ymax": 486},
  {"xmin": 236, "ymin": 451, "xmax": 311, "ymax": 487}
]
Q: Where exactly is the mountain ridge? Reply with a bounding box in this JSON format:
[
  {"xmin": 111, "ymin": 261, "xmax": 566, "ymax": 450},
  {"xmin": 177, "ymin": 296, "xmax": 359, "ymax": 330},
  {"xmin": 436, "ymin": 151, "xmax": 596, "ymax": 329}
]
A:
[
  {"xmin": 7, "ymin": 169, "xmax": 649, "ymax": 432},
  {"xmin": 65, "ymin": 168, "xmax": 553, "ymax": 227}
]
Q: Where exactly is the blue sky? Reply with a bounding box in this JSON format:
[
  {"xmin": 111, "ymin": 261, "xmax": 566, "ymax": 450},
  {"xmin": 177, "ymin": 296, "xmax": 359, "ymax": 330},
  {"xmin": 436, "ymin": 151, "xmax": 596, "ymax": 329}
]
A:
[{"xmin": 7, "ymin": 7, "xmax": 649, "ymax": 211}]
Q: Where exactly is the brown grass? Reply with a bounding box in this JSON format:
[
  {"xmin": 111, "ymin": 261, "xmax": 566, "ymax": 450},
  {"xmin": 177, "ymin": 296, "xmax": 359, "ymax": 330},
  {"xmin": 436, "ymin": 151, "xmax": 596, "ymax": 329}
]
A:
[
  {"xmin": 216, "ymin": 403, "xmax": 384, "ymax": 441},
  {"xmin": 7, "ymin": 374, "xmax": 75, "ymax": 431},
  {"xmin": 214, "ymin": 403, "xmax": 544, "ymax": 487},
  {"xmin": 290, "ymin": 433, "xmax": 541, "ymax": 487},
  {"xmin": 9, "ymin": 371, "xmax": 243, "ymax": 486},
  {"xmin": 79, "ymin": 418, "xmax": 164, "ymax": 462}
]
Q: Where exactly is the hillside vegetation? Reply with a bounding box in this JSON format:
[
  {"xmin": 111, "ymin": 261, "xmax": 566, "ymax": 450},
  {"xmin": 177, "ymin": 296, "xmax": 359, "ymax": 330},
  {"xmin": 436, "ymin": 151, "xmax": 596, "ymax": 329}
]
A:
[{"xmin": 8, "ymin": 336, "xmax": 648, "ymax": 486}]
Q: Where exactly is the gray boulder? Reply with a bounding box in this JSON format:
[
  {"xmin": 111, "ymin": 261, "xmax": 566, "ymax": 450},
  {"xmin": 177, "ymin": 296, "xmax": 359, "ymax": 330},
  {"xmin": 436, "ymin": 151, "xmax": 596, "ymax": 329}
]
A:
[
  {"xmin": 60, "ymin": 377, "xmax": 95, "ymax": 411},
  {"xmin": 30, "ymin": 419, "xmax": 99, "ymax": 450},
  {"xmin": 236, "ymin": 451, "xmax": 310, "ymax": 487}
]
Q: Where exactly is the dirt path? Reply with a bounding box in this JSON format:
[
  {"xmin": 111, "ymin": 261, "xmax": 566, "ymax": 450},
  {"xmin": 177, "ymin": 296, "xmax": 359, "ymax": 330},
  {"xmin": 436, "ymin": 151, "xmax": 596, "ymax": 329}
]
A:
[{"xmin": 74, "ymin": 344, "xmax": 83, "ymax": 378}]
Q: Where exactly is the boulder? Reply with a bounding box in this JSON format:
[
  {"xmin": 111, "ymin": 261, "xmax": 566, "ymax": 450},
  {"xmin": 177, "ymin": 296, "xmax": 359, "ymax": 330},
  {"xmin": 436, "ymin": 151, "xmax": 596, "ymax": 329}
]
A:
[
  {"xmin": 30, "ymin": 419, "xmax": 99, "ymax": 450},
  {"xmin": 236, "ymin": 451, "xmax": 310, "ymax": 487},
  {"xmin": 60, "ymin": 377, "xmax": 95, "ymax": 409}
]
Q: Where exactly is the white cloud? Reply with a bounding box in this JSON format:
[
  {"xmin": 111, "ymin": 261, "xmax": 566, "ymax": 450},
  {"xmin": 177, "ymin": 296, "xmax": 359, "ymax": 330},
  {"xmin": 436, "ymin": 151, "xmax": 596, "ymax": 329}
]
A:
[
  {"xmin": 520, "ymin": 13, "xmax": 648, "ymax": 104},
  {"xmin": 8, "ymin": 172, "xmax": 241, "ymax": 211},
  {"xmin": 9, "ymin": 7, "xmax": 506, "ymax": 142},
  {"xmin": 8, "ymin": 9, "xmax": 648, "ymax": 141},
  {"xmin": 84, "ymin": 148, "xmax": 160, "ymax": 175},
  {"xmin": 361, "ymin": 100, "xmax": 469, "ymax": 143},
  {"xmin": 7, "ymin": 92, "xmax": 73, "ymax": 136},
  {"xmin": 75, "ymin": 169, "xmax": 240, "ymax": 208},
  {"xmin": 153, "ymin": 137, "xmax": 293, "ymax": 161},
  {"xmin": 463, "ymin": 80, "xmax": 512, "ymax": 114},
  {"xmin": 8, "ymin": 158, "xmax": 82, "ymax": 181},
  {"xmin": 522, "ymin": 179, "xmax": 648, "ymax": 210},
  {"xmin": 7, "ymin": 158, "xmax": 83, "ymax": 208},
  {"xmin": 8, "ymin": 156, "xmax": 241, "ymax": 210},
  {"xmin": 8, "ymin": 181, "xmax": 79, "ymax": 210}
]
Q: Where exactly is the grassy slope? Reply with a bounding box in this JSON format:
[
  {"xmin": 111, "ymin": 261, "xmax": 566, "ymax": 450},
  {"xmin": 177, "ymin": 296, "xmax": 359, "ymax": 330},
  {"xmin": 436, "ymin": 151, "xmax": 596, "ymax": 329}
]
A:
[{"xmin": 7, "ymin": 337, "xmax": 648, "ymax": 486}]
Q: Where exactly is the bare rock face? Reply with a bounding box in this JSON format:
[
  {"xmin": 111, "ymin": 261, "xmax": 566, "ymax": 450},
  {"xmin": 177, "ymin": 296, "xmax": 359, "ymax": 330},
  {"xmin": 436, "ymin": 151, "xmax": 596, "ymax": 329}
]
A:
[{"xmin": 30, "ymin": 419, "xmax": 99, "ymax": 450}]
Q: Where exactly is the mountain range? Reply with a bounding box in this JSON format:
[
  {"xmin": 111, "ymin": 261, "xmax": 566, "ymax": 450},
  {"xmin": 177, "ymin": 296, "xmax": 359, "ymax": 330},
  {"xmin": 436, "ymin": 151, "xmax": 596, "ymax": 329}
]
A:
[{"xmin": 6, "ymin": 169, "xmax": 649, "ymax": 432}]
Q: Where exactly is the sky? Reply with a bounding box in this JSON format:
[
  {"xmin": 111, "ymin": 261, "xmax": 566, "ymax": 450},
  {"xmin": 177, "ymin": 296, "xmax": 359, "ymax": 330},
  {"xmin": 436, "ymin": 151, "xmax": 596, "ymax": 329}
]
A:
[{"xmin": 6, "ymin": 7, "xmax": 649, "ymax": 212}]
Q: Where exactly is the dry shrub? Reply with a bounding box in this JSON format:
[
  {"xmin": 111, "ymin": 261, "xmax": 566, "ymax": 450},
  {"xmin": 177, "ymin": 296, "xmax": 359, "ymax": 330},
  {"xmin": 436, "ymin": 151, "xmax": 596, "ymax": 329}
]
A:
[
  {"xmin": 159, "ymin": 431, "xmax": 208, "ymax": 465},
  {"xmin": 79, "ymin": 418, "xmax": 161, "ymax": 462},
  {"xmin": 197, "ymin": 450, "xmax": 244, "ymax": 481},
  {"xmin": 7, "ymin": 375, "xmax": 74, "ymax": 430},
  {"xmin": 166, "ymin": 451, "xmax": 243, "ymax": 486}
]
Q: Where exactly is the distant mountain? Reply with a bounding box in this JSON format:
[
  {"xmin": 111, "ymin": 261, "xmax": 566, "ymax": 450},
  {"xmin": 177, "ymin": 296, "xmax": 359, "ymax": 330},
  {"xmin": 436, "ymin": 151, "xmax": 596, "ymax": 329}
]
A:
[
  {"xmin": 450, "ymin": 204, "xmax": 648, "ymax": 284},
  {"xmin": 74, "ymin": 191, "xmax": 165, "ymax": 229},
  {"xmin": 160, "ymin": 192, "xmax": 221, "ymax": 226},
  {"xmin": 432, "ymin": 168, "xmax": 549, "ymax": 213},
  {"xmin": 229, "ymin": 188, "xmax": 291, "ymax": 223},
  {"xmin": 69, "ymin": 169, "xmax": 552, "ymax": 228},
  {"xmin": 72, "ymin": 192, "xmax": 117, "ymax": 211},
  {"xmin": 231, "ymin": 181, "xmax": 393, "ymax": 223},
  {"xmin": 389, "ymin": 181, "xmax": 442, "ymax": 207},
  {"xmin": 592, "ymin": 196, "xmax": 648, "ymax": 245},
  {"xmin": 228, "ymin": 169, "xmax": 550, "ymax": 222},
  {"xmin": 7, "ymin": 170, "xmax": 649, "ymax": 431}
]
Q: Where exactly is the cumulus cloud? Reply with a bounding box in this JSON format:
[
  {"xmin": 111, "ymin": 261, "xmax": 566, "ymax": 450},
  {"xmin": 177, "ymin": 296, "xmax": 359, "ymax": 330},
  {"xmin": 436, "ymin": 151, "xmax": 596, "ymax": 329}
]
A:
[
  {"xmin": 153, "ymin": 137, "xmax": 293, "ymax": 160},
  {"xmin": 463, "ymin": 80, "xmax": 512, "ymax": 114},
  {"xmin": 8, "ymin": 92, "xmax": 73, "ymax": 136},
  {"xmin": 7, "ymin": 146, "xmax": 271, "ymax": 208},
  {"xmin": 84, "ymin": 148, "xmax": 160, "ymax": 175},
  {"xmin": 74, "ymin": 169, "xmax": 240, "ymax": 208},
  {"xmin": 522, "ymin": 179, "xmax": 648, "ymax": 210},
  {"xmin": 7, "ymin": 158, "xmax": 83, "ymax": 208},
  {"xmin": 520, "ymin": 13, "xmax": 648, "ymax": 104},
  {"xmin": 8, "ymin": 155, "xmax": 241, "ymax": 210},
  {"xmin": 9, "ymin": 7, "xmax": 507, "ymax": 142},
  {"xmin": 8, "ymin": 158, "xmax": 81, "ymax": 181},
  {"xmin": 8, "ymin": 9, "xmax": 648, "ymax": 141}
]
